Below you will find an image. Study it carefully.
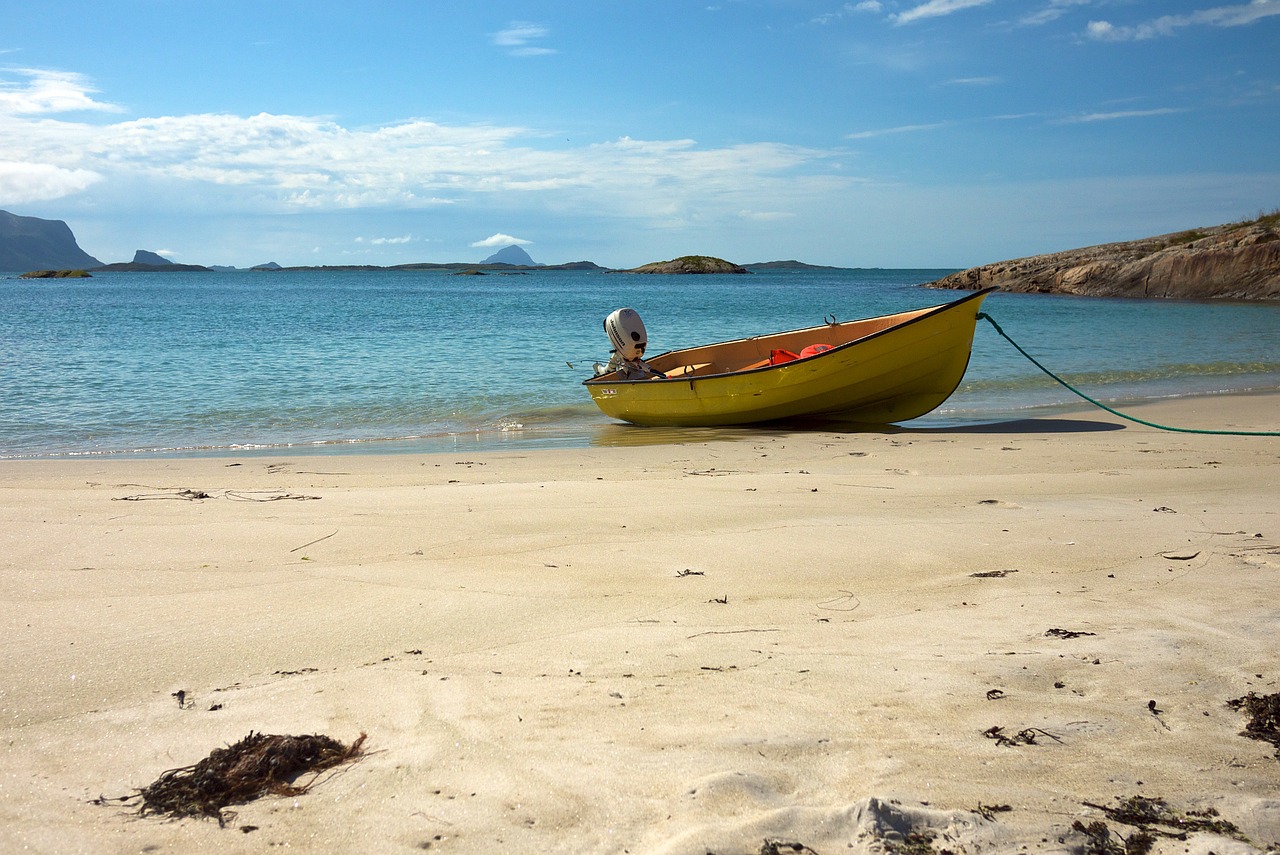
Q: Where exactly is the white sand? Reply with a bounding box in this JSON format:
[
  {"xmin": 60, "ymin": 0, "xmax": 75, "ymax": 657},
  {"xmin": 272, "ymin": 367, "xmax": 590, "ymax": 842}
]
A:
[{"xmin": 2, "ymin": 394, "xmax": 1278, "ymax": 854}]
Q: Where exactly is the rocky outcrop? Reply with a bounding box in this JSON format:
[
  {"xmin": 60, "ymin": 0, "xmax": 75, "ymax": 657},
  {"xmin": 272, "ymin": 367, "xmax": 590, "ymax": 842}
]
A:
[
  {"xmin": 0, "ymin": 210, "xmax": 103, "ymax": 271},
  {"xmin": 19, "ymin": 269, "xmax": 92, "ymax": 279},
  {"xmin": 618, "ymin": 255, "xmax": 750, "ymax": 274},
  {"xmin": 924, "ymin": 214, "xmax": 1280, "ymax": 300}
]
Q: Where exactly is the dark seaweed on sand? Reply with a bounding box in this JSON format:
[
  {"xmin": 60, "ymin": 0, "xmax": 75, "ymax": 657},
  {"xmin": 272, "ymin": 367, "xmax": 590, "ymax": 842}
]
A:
[
  {"xmin": 1071, "ymin": 819, "xmax": 1155, "ymax": 855},
  {"xmin": 131, "ymin": 731, "xmax": 366, "ymax": 822},
  {"xmin": 1079, "ymin": 796, "xmax": 1245, "ymax": 849},
  {"xmin": 1227, "ymin": 692, "xmax": 1280, "ymax": 757}
]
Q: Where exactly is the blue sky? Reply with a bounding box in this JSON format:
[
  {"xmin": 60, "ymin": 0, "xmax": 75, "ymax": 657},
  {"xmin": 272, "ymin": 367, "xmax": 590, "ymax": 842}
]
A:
[{"xmin": 2, "ymin": 0, "xmax": 1278, "ymax": 268}]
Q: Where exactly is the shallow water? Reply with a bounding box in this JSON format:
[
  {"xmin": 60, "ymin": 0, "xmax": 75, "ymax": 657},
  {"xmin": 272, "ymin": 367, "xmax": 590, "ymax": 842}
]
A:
[{"xmin": 1, "ymin": 268, "xmax": 1276, "ymax": 458}]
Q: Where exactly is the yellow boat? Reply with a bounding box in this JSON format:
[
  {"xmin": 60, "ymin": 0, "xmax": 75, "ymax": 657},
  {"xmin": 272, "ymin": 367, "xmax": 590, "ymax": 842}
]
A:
[{"xmin": 584, "ymin": 287, "xmax": 997, "ymax": 426}]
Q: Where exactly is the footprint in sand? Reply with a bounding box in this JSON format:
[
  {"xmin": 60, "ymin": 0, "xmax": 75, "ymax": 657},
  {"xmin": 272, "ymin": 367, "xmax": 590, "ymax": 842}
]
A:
[{"xmin": 978, "ymin": 498, "xmax": 1023, "ymax": 509}]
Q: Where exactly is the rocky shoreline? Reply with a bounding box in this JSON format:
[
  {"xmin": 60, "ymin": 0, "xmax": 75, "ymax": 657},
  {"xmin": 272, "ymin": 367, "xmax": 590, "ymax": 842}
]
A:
[{"xmin": 924, "ymin": 213, "xmax": 1280, "ymax": 300}]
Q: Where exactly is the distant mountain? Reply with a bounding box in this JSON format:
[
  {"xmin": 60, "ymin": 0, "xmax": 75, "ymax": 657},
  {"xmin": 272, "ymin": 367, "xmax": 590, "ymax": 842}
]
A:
[
  {"xmin": 482, "ymin": 245, "xmax": 539, "ymax": 266},
  {"xmin": 0, "ymin": 210, "xmax": 102, "ymax": 271},
  {"xmin": 132, "ymin": 249, "xmax": 173, "ymax": 265}
]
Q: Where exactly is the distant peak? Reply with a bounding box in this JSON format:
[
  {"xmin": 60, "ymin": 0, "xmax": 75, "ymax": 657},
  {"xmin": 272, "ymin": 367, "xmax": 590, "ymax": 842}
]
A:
[
  {"xmin": 132, "ymin": 250, "xmax": 173, "ymax": 265},
  {"xmin": 482, "ymin": 244, "xmax": 538, "ymax": 266}
]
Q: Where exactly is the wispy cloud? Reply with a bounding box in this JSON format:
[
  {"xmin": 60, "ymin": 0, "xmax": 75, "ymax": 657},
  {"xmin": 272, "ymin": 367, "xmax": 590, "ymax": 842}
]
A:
[
  {"xmin": 1087, "ymin": 0, "xmax": 1280, "ymax": 40},
  {"xmin": 847, "ymin": 122, "xmax": 949, "ymax": 139},
  {"xmin": 1019, "ymin": 0, "xmax": 1093, "ymax": 27},
  {"xmin": 946, "ymin": 76, "xmax": 1001, "ymax": 86},
  {"xmin": 492, "ymin": 21, "xmax": 556, "ymax": 56},
  {"xmin": 891, "ymin": 0, "xmax": 992, "ymax": 26},
  {"xmin": 1057, "ymin": 107, "xmax": 1185, "ymax": 123},
  {"xmin": 811, "ymin": 2, "xmax": 882, "ymax": 25},
  {"xmin": 357, "ymin": 235, "xmax": 414, "ymax": 245},
  {"xmin": 471, "ymin": 233, "xmax": 531, "ymax": 247},
  {"xmin": 737, "ymin": 209, "xmax": 795, "ymax": 221},
  {"xmin": 0, "ymin": 67, "xmax": 123, "ymax": 114}
]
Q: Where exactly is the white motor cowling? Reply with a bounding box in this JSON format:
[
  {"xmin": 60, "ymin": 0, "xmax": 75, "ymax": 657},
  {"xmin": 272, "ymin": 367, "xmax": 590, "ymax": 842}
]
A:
[{"xmin": 604, "ymin": 308, "xmax": 648, "ymax": 361}]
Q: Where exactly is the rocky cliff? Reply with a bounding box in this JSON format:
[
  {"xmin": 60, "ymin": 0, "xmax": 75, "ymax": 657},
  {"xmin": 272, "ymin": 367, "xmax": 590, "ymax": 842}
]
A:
[
  {"xmin": 0, "ymin": 210, "xmax": 102, "ymax": 271},
  {"xmin": 924, "ymin": 213, "xmax": 1280, "ymax": 300}
]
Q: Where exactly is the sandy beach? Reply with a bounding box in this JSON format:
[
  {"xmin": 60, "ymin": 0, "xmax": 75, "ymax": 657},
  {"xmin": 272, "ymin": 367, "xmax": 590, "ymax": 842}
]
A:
[{"xmin": 2, "ymin": 394, "xmax": 1278, "ymax": 855}]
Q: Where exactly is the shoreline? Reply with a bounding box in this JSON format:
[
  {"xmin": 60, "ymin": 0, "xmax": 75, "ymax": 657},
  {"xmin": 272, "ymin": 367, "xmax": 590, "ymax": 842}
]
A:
[
  {"xmin": 2, "ymin": 393, "xmax": 1278, "ymax": 853},
  {"xmin": 5, "ymin": 385, "xmax": 1279, "ymax": 463}
]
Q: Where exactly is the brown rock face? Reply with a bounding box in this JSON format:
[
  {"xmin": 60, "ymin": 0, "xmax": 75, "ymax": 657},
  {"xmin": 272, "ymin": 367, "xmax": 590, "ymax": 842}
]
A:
[{"xmin": 925, "ymin": 217, "xmax": 1280, "ymax": 300}]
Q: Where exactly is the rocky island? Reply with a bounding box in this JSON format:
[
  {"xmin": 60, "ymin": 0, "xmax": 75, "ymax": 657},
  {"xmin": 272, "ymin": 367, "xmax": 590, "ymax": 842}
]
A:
[
  {"xmin": 616, "ymin": 255, "xmax": 750, "ymax": 274},
  {"xmin": 94, "ymin": 250, "xmax": 213, "ymax": 272},
  {"xmin": 18, "ymin": 269, "xmax": 92, "ymax": 279},
  {"xmin": 925, "ymin": 212, "xmax": 1280, "ymax": 300}
]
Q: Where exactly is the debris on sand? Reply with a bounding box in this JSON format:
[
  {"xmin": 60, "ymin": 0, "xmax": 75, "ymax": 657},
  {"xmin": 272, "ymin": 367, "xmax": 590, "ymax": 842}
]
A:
[
  {"xmin": 1227, "ymin": 691, "xmax": 1280, "ymax": 758},
  {"xmin": 101, "ymin": 731, "xmax": 366, "ymax": 824},
  {"xmin": 1077, "ymin": 795, "xmax": 1247, "ymax": 852},
  {"xmin": 1045, "ymin": 628, "xmax": 1097, "ymax": 639}
]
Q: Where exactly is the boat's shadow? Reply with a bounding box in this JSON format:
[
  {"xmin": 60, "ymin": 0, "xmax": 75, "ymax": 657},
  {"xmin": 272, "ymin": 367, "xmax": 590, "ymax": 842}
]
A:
[{"xmin": 588, "ymin": 416, "xmax": 1124, "ymax": 447}]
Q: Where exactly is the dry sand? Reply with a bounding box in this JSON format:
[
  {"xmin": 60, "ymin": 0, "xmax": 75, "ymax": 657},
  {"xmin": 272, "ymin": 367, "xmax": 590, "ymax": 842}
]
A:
[{"xmin": 1, "ymin": 395, "xmax": 1278, "ymax": 854}]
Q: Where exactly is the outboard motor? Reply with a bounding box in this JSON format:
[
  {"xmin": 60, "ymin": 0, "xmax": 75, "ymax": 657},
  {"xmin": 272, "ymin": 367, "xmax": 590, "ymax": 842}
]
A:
[{"xmin": 604, "ymin": 308, "xmax": 648, "ymax": 360}]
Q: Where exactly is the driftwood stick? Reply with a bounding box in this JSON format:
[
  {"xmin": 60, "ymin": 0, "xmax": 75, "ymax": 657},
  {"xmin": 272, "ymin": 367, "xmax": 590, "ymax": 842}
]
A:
[{"xmin": 290, "ymin": 530, "xmax": 338, "ymax": 554}]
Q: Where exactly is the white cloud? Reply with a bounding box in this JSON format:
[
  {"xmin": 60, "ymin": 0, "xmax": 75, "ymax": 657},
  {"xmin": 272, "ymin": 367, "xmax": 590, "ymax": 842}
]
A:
[
  {"xmin": 1087, "ymin": 0, "xmax": 1280, "ymax": 40},
  {"xmin": 892, "ymin": 0, "xmax": 993, "ymax": 26},
  {"xmin": 0, "ymin": 66, "xmax": 123, "ymax": 115},
  {"xmin": 0, "ymin": 160, "xmax": 102, "ymax": 203},
  {"xmin": 0, "ymin": 67, "xmax": 856, "ymax": 241},
  {"xmin": 492, "ymin": 21, "xmax": 556, "ymax": 56},
  {"xmin": 0, "ymin": 68, "xmax": 123, "ymax": 115},
  {"xmin": 471, "ymin": 233, "xmax": 531, "ymax": 247},
  {"xmin": 357, "ymin": 235, "xmax": 414, "ymax": 245}
]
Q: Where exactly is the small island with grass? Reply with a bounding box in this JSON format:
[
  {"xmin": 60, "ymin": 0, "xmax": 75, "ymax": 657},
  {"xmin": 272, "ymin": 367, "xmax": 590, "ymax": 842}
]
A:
[
  {"xmin": 19, "ymin": 269, "xmax": 92, "ymax": 279},
  {"xmin": 615, "ymin": 255, "xmax": 750, "ymax": 274}
]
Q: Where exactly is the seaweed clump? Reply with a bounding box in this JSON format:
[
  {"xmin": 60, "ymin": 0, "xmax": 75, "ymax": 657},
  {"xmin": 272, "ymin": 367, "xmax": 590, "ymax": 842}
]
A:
[
  {"xmin": 1227, "ymin": 692, "xmax": 1280, "ymax": 758},
  {"xmin": 1071, "ymin": 819, "xmax": 1155, "ymax": 855},
  {"xmin": 132, "ymin": 731, "xmax": 366, "ymax": 822},
  {"xmin": 1077, "ymin": 796, "xmax": 1246, "ymax": 851}
]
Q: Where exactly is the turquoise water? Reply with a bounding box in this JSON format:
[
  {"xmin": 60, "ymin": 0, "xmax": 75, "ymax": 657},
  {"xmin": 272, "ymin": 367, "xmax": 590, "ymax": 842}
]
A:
[{"xmin": 1, "ymin": 268, "xmax": 1277, "ymax": 458}]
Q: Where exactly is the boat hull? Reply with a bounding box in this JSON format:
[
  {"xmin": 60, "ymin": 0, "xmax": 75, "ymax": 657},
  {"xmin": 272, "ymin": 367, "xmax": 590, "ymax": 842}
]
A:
[{"xmin": 584, "ymin": 288, "xmax": 995, "ymax": 427}]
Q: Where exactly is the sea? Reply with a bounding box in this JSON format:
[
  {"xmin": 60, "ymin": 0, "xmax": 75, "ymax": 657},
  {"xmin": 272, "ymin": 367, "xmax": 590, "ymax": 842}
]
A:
[{"xmin": 1, "ymin": 267, "xmax": 1277, "ymax": 459}]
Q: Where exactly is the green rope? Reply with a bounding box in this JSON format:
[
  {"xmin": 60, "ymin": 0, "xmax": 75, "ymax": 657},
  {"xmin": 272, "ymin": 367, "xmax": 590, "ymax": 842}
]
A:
[{"xmin": 976, "ymin": 312, "xmax": 1280, "ymax": 437}]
